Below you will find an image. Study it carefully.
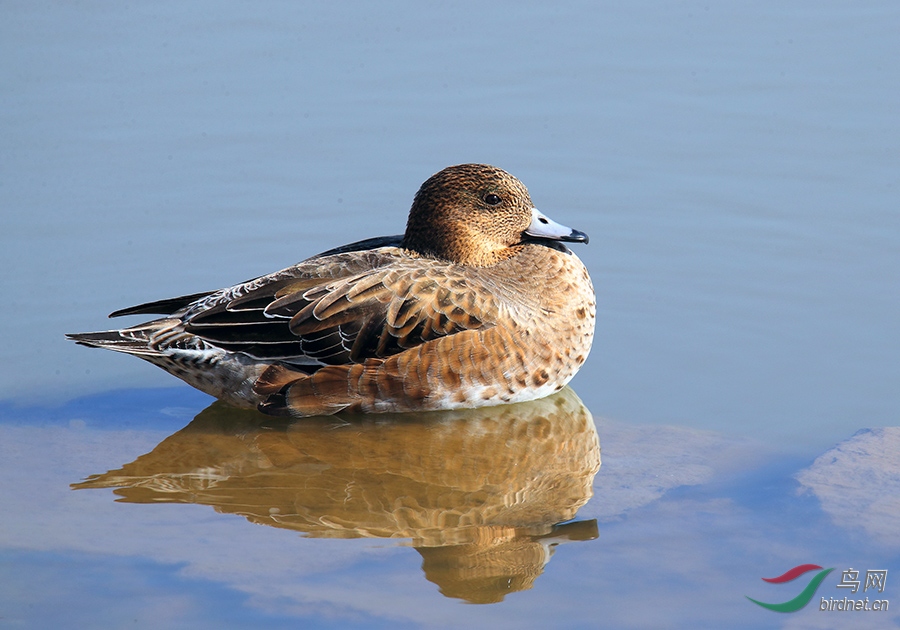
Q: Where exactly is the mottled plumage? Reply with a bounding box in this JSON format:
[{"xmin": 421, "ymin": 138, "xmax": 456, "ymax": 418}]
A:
[{"xmin": 68, "ymin": 164, "xmax": 595, "ymax": 417}]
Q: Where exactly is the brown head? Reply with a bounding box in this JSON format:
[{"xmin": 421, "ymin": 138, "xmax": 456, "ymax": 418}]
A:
[{"xmin": 402, "ymin": 164, "xmax": 588, "ymax": 267}]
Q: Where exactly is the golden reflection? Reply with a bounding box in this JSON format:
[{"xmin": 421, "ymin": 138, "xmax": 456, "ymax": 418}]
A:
[{"xmin": 73, "ymin": 387, "xmax": 600, "ymax": 604}]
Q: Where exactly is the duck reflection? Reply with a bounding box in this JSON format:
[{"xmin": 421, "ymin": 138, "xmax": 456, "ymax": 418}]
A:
[{"xmin": 73, "ymin": 387, "xmax": 600, "ymax": 604}]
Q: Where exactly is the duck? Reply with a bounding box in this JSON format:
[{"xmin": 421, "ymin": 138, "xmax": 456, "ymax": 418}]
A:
[{"xmin": 68, "ymin": 164, "xmax": 595, "ymax": 417}]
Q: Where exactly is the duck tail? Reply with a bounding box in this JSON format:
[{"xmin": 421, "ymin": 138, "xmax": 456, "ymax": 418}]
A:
[{"xmin": 66, "ymin": 329, "xmax": 163, "ymax": 357}]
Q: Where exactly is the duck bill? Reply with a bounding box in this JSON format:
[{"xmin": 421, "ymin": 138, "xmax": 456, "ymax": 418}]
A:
[{"xmin": 524, "ymin": 208, "xmax": 589, "ymax": 244}]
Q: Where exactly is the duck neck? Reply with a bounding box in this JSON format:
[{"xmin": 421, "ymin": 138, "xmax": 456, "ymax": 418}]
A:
[{"xmin": 402, "ymin": 230, "xmax": 521, "ymax": 267}]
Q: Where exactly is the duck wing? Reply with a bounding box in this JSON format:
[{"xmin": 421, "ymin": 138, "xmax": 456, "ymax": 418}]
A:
[
  {"xmin": 106, "ymin": 235, "xmax": 406, "ymax": 319},
  {"xmin": 183, "ymin": 259, "xmax": 493, "ymax": 367}
]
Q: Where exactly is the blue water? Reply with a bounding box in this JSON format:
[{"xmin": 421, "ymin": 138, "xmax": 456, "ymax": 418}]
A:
[{"xmin": 2, "ymin": 1, "xmax": 898, "ymax": 628}]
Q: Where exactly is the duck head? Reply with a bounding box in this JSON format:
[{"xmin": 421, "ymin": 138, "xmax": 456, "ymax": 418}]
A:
[{"xmin": 402, "ymin": 164, "xmax": 588, "ymax": 267}]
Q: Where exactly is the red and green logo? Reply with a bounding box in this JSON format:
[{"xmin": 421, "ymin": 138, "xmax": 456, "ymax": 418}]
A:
[{"xmin": 746, "ymin": 564, "xmax": 834, "ymax": 612}]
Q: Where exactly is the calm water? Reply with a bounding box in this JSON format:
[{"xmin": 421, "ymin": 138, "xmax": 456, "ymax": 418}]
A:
[{"xmin": 2, "ymin": 1, "xmax": 898, "ymax": 628}]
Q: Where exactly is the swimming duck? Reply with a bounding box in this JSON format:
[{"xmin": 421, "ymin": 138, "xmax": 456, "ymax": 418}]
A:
[{"xmin": 68, "ymin": 164, "xmax": 595, "ymax": 416}]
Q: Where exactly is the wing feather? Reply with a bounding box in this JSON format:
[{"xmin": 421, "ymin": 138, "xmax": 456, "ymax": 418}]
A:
[{"xmin": 181, "ymin": 256, "xmax": 496, "ymax": 367}]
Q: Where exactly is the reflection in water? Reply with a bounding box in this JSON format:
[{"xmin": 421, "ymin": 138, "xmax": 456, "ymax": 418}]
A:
[{"xmin": 73, "ymin": 387, "xmax": 600, "ymax": 603}]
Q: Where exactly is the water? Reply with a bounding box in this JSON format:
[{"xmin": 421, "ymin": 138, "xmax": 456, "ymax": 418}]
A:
[{"xmin": 1, "ymin": 1, "xmax": 898, "ymax": 628}]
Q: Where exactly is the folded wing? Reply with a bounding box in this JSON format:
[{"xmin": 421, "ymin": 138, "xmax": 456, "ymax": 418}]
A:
[{"xmin": 183, "ymin": 262, "xmax": 493, "ymax": 369}]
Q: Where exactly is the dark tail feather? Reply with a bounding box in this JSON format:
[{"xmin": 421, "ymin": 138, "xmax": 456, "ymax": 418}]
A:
[{"xmin": 109, "ymin": 291, "xmax": 213, "ymax": 318}]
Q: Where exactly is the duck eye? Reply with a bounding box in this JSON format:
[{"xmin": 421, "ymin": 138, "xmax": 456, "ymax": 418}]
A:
[{"xmin": 483, "ymin": 193, "xmax": 502, "ymax": 206}]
